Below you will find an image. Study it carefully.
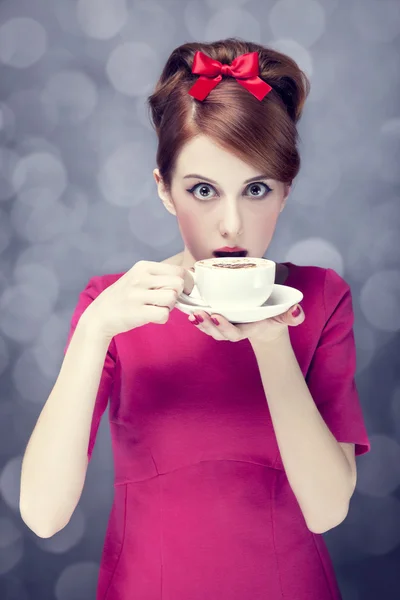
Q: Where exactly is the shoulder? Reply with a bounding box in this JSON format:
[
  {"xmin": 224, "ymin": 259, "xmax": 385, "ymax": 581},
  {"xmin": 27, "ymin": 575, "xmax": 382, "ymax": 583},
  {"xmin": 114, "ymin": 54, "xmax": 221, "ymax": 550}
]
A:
[
  {"xmin": 286, "ymin": 262, "xmax": 353, "ymax": 321},
  {"xmin": 81, "ymin": 271, "xmax": 126, "ymax": 298}
]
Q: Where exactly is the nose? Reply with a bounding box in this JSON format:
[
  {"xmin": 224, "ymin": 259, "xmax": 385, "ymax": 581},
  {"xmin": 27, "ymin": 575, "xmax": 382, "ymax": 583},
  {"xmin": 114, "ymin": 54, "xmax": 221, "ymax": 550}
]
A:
[{"xmin": 219, "ymin": 200, "xmax": 243, "ymax": 239}]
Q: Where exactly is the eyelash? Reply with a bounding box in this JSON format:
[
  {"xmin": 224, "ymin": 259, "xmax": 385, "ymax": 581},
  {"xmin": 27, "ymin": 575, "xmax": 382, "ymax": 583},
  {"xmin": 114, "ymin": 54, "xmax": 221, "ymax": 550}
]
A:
[{"xmin": 186, "ymin": 181, "xmax": 272, "ymax": 201}]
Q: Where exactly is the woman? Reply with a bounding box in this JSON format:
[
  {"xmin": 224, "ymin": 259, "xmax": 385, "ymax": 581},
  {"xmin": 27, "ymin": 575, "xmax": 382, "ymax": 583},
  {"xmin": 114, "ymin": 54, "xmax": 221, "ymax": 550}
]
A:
[{"xmin": 20, "ymin": 38, "xmax": 371, "ymax": 599}]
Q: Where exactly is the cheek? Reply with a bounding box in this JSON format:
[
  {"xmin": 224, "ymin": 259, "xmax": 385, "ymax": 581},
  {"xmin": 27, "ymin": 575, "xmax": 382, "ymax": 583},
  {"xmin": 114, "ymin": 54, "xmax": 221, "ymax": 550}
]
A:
[{"xmin": 176, "ymin": 207, "xmax": 205, "ymax": 244}]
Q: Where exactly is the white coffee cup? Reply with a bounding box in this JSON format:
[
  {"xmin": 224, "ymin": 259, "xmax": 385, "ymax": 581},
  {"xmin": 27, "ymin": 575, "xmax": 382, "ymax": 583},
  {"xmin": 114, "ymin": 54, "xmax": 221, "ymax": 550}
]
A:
[{"xmin": 188, "ymin": 257, "xmax": 276, "ymax": 308}]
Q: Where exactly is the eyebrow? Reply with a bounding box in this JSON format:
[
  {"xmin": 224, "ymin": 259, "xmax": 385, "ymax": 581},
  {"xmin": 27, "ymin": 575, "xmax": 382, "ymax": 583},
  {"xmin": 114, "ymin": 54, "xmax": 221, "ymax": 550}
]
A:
[{"xmin": 183, "ymin": 173, "xmax": 272, "ymax": 184}]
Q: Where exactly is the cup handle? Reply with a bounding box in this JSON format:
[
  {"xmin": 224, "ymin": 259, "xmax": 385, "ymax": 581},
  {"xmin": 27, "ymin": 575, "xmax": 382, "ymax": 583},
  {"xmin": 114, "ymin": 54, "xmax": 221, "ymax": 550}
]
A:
[{"xmin": 185, "ymin": 268, "xmax": 197, "ymax": 295}]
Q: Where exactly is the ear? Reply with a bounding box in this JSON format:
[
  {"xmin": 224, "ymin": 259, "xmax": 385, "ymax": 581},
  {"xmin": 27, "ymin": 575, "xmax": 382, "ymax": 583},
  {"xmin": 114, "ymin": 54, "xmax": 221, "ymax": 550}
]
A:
[
  {"xmin": 280, "ymin": 183, "xmax": 291, "ymax": 212},
  {"xmin": 153, "ymin": 168, "xmax": 177, "ymax": 216}
]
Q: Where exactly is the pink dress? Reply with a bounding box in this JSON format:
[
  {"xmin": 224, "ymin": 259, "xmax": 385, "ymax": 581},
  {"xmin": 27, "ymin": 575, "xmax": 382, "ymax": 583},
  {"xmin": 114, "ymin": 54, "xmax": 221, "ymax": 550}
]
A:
[{"xmin": 64, "ymin": 261, "xmax": 371, "ymax": 600}]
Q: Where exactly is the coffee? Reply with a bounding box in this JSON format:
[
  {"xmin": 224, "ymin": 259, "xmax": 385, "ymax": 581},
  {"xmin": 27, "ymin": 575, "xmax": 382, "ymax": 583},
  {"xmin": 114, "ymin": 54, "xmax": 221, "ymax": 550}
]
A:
[
  {"xmin": 189, "ymin": 257, "xmax": 276, "ymax": 308},
  {"xmin": 197, "ymin": 257, "xmax": 266, "ymax": 270},
  {"xmin": 204, "ymin": 262, "xmax": 258, "ymax": 269}
]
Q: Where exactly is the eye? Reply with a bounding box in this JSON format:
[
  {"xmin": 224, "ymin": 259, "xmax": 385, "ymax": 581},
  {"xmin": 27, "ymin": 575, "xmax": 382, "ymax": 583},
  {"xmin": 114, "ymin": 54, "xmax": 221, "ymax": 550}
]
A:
[
  {"xmin": 187, "ymin": 183, "xmax": 217, "ymax": 200},
  {"xmin": 186, "ymin": 182, "xmax": 272, "ymax": 201},
  {"xmin": 247, "ymin": 183, "xmax": 272, "ymax": 198}
]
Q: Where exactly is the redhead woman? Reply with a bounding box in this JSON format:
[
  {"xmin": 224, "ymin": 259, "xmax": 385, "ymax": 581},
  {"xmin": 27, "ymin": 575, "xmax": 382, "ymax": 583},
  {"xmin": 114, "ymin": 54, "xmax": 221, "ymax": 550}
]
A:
[{"xmin": 20, "ymin": 38, "xmax": 370, "ymax": 600}]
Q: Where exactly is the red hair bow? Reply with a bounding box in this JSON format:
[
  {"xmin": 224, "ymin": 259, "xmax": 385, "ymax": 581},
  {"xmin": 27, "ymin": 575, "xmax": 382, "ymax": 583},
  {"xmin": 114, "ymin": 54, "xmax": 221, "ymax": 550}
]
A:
[{"xmin": 188, "ymin": 51, "xmax": 272, "ymax": 101}]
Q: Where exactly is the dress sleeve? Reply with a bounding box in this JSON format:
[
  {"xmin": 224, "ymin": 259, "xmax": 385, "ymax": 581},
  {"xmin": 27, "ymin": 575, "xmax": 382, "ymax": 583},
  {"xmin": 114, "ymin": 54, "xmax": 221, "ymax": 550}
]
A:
[
  {"xmin": 306, "ymin": 268, "xmax": 371, "ymax": 456},
  {"xmin": 63, "ymin": 276, "xmax": 117, "ymax": 462}
]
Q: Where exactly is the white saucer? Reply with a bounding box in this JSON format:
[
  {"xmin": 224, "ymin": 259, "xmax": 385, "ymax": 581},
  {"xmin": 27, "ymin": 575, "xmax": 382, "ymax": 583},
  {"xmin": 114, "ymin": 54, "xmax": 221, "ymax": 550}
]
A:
[{"xmin": 175, "ymin": 284, "xmax": 304, "ymax": 324}]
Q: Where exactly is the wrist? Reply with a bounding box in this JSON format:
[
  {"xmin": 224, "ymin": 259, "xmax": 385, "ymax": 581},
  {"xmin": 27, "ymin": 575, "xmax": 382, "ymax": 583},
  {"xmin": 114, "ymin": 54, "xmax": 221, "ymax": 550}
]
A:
[
  {"xmin": 249, "ymin": 327, "xmax": 290, "ymax": 353},
  {"xmin": 78, "ymin": 306, "xmax": 114, "ymax": 345}
]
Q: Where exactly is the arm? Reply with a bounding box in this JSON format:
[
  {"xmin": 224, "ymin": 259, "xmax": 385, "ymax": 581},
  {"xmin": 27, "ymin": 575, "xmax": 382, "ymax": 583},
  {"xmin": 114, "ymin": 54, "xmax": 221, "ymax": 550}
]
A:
[
  {"xmin": 250, "ymin": 330, "xmax": 356, "ymax": 535},
  {"xmin": 19, "ymin": 309, "xmax": 112, "ymax": 538}
]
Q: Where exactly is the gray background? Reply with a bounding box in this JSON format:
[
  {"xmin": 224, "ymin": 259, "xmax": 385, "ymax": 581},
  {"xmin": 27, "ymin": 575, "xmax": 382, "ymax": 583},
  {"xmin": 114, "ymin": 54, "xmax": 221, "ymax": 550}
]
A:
[{"xmin": 1, "ymin": 0, "xmax": 400, "ymax": 598}]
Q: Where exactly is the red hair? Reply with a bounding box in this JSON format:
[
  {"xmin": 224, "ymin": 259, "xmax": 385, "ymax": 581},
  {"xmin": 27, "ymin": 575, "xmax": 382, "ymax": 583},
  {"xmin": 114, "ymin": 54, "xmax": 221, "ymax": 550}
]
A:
[{"xmin": 147, "ymin": 37, "xmax": 310, "ymax": 191}]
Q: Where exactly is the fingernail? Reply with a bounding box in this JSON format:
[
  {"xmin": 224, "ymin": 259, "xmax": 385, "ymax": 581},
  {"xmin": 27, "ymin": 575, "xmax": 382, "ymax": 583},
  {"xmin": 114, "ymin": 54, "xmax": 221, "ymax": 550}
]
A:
[
  {"xmin": 211, "ymin": 317, "xmax": 220, "ymax": 326},
  {"xmin": 195, "ymin": 314, "xmax": 204, "ymax": 323},
  {"xmin": 190, "ymin": 317, "xmax": 199, "ymax": 325},
  {"xmin": 291, "ymin": 305, "xmax": 301, "ymax": 318}
]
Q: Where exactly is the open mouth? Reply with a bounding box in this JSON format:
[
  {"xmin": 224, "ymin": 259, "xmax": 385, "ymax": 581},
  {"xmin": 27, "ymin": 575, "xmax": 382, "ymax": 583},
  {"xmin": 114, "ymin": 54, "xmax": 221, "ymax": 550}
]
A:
[{"xmin": 213, "ymin": 250, "xmax": 248, "ymax": 258}]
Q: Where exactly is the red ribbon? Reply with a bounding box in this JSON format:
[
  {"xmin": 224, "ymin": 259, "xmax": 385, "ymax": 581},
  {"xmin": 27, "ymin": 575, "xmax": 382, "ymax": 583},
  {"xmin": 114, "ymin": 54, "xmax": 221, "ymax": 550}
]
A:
[{"xmin": 188, "ymin": 51, "xmax": 272, "ymax": 101}]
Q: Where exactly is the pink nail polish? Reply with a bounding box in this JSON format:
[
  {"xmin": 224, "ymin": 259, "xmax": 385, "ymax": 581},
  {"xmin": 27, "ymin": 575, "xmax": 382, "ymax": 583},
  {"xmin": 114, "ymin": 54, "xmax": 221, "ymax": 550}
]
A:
[{"xmin": 211, "ymin": 317, "xmax": 219, "ymax": 326}]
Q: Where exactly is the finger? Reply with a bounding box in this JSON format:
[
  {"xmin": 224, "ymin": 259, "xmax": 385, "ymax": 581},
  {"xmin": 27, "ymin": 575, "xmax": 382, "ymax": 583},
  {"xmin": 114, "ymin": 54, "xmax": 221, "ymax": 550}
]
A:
[
  {"xmin": 189, "ymin": 312, "xmax": 230, "ymax": 341},
  {"xmin": 283, "ymin": 303, "xmax": 305, "ymax": 325},
  {"xmin": 209, "ymin": 313, "xmax": 243, "ymax": 342}
]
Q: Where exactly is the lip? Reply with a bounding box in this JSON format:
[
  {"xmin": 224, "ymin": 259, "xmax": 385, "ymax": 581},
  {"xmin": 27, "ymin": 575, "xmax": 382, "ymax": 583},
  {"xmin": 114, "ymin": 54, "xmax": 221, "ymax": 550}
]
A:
[{"xmin": 213, "ymin": 246, "xmax": 246, "ymax": 252}]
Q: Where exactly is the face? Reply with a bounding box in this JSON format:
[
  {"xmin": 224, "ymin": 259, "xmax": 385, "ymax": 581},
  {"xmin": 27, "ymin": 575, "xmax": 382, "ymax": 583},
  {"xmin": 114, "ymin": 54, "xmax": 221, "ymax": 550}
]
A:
[{"xmin": 153, "ymin": 135, "xmax": 290, "ymax": 268}]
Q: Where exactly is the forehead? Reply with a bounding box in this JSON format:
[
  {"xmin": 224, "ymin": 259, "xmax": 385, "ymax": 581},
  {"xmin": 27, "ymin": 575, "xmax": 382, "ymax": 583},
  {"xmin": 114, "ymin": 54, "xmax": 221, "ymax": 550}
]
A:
[{"xmin": 174, "ymin": 135, "xmax": 257, "ymax": 179}]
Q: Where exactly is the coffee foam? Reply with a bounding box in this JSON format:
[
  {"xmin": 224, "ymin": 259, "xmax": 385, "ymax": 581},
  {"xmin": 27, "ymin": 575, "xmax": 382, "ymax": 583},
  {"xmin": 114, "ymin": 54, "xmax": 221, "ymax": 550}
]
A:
[{"xmin": 197, "ymin": 257, "xmax": 271, "ymax": 269}]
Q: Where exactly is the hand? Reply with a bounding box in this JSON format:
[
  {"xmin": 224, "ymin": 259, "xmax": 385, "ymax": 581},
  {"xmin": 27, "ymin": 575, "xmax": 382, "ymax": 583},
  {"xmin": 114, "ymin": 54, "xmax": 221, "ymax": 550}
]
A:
[
  {"xmin": 187, "ymin": 303, "xmax": 305, "ymax": 344},
  {"xmin": 84, "ymin": 260, "xmax": 188, "ymax": 340}
]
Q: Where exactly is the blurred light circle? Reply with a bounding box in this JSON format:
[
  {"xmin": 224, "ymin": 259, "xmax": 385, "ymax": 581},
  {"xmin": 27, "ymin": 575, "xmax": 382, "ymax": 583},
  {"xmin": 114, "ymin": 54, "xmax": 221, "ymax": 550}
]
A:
[
  {"xmin": 15, "ymin": 239, "xmax": 92, "ymax": 291},
  {"xmin": 381, "ymin": 118, "xmax": 400, "ymax": 136},
  {"xmin": 347, "ymin": 200, "xmax": 399, "ymax": 283},
  {"xmin": 269, "ymin": 0, "xmax": 326, "ymax": 48},
  {"xmin": 77, "ymin": 0, "xmax": 128, "ymax": 39},
  {"xmin": 0, "ymin": 457, "xmax": 22, "ymax": 510},
  {"xmin": 7, "ymin": 89, "xmax": 58, "ymax": 136},
  {"xmin": 308, "ymin": 92, "xmax": 361, "ymax": 148},
  {"xmin": 13, "ymin": 263, "xmax": 59, "ymax": 306},
  {"xmin": 357, "ymin": 434, "xmax": 400, "ymax": 497},
  {"xmin": 33, "ymin": 313, "xmax": 71, "ymax": 379},
  {"xmin": 0, "ymin": 209, "xmax": 12, "ymax": 254},
  {"xmin": 360, "ymin": 270, "xmax": 400, "ymax": 332},
  {"xmin": 0, "ymin": 256, "xmax": 10, "ymax": 295},
  {"xmin": 13, "ymin": 347, "xmax": 54, "ymax": 403},
  {"xmin": 0, "ymin": 576, "xmax": 29, "ymax": 600},
  {"xmin": 15, "ymin": 136, "xmax": 62, "ymax": 159},
  {"xmin": 68, "ymin": 228, "xmax": 122, "ymax": 272},
  {"xmin": 205, "ymin": 0, "xmax": 251, "ymax": 6},
  {"xmin": 317, "ymin": 0, "xmax": 340, "ymax": 15},
  {"xmin": 0, "ymin": 17, "xmax": 47, "ymax": 69},
  {"xmin": 135, "ymin": 96, "xmax": 155, "ymax": 132},
  {"xmin": 98, "ymin": 141, "xmax": 154, "ymax": 207},
  {"xmin": 0, "ymin": 278, "xmax": 57, "ymax": 343},
  {"xmin": 126, "ymin": 1, "xmax": 177, "ymax": 51},
  {"xmin": 392, "ymin": 386, "xmax": 400, "ymax": 440},
  {"xmin": 377, "ymin": 119, "xmax": 400, "ymax": 184},
  {"xmin": 101, "ymin": 251, "xmax": 139, "ymax": 273},
  {"xmin": 106, "ymin": 42, "xmax": 160, "ymax": 97},
  {"xmin": 55, "ymin": 562, "xmax": 99, "ymax": 600},
  {"xmin": 0, "ymin": 335, "xmax": 9, "ymax": 377},
  {"xmin": 352, "ymin": 324, "xmax": 377, "ymax": 375},
  {"xmin": 85, "ymin": 91, "xmax": 146, "ymax": 151},
  {"xmin": 0, "ymin": 529, "xmax": 24, "ymax": 576},
  {"xmin": 346, "ymin": 495, "xmax": 400, "ymax": 556},
  {"xmin": 269, "ymin": 39, "xmax": 313, "ymax": 78},
  {"xmin": 35, "ymin": 506, "xmax": 86, "ymax": 553},
  {"xmin": 11, "ymin": 189, "xmax": 65, "ymax": 243},
  {"xmin": 205, "ymin": 9, "xmax": 261, "ymax": 43},
  {"xmin": 352, "ymin": 0, "xmax": 400, "ymax": 43},
  {"xmin": 60, "ymin": 186, "xmax": 89, "ymax": 234},
  {"xmin": 0, "ymin": 148, "xmax": 20, "ymax": 201},
  {"xmin": 303, "ymin": 52, "xmax": 336, "ymax": 103},
  {"xmin": 184, "ymin": 1, "xmax": 208, "ymax": 39},
  {"xmin": 285, "ymin": 237, "xmax": 344, "ymax": 273},
  {"xmin": 0, "ymin": 102, "xmax": 15, "ymax": 142},
  {"xmin": 12, "ymin": 152, "xmax": 68, "ymax": 201},
  {"xmin": 44, "ymin": 70, "xmax": 99, "ymax": 123},
  {"xmin": 293, "ymin": 146, "xmax": 342, "ymax": 207},
  {"xmin": 128, "ymin": 199, "xmax": 178, "ymax": 248},
  {"xmin": 54, "ymin": 0, "xmax": 83, "ymax": 37},
  {"xmin": 0, "ymin": 518, "xmax": 21, "ymax": 549}
]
